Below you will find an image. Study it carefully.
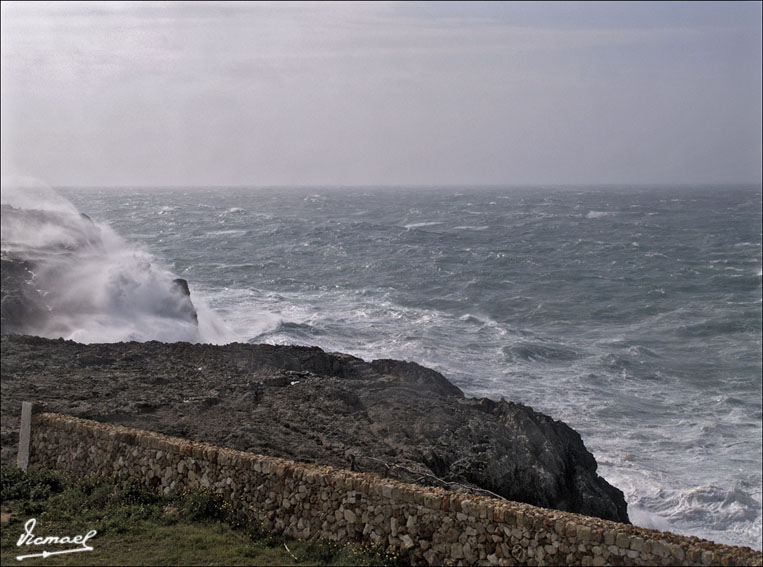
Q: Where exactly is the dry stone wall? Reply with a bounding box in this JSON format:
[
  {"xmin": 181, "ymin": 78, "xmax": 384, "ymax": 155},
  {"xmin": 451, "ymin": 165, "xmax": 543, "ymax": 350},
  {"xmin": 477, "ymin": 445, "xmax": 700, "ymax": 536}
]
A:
[{"xmin": 25, "ymin": 412, "xmax": 762, "ymax": 566}]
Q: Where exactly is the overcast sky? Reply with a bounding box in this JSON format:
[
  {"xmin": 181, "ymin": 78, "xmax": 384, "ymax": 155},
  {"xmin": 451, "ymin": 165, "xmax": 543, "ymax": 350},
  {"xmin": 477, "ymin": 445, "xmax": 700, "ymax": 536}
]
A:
[{"xmin": 2, "ymin": 1, "xmax": 761, "ymax": 187}]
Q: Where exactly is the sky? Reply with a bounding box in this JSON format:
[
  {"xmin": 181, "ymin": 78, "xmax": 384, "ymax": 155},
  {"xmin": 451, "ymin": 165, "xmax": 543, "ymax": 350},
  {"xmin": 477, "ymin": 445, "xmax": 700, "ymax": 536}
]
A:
[{"xmin": 1, "ymin": 1, "xmax": 761, "ymax": 187}]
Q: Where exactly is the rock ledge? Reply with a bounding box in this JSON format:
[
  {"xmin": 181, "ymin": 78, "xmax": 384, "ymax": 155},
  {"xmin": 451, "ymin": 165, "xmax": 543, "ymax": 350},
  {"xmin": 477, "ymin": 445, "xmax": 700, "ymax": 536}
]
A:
[{"xmin": 0, "ymin": 334, "xmax": 629, "ymax": 523}]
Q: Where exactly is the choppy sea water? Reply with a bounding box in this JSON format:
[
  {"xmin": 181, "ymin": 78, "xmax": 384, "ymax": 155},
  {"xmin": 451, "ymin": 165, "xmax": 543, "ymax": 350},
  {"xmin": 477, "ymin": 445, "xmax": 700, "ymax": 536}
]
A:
[{"xmin": 59, "ymin": 185, "xmax": 762, "ymax": 549}]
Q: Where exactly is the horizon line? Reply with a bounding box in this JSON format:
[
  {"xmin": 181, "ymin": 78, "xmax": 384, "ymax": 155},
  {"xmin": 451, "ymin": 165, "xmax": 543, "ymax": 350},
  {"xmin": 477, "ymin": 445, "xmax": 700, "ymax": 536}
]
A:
[{"xmin": 50, "ymin": 181, "xmax": 763, "ymax": 190}]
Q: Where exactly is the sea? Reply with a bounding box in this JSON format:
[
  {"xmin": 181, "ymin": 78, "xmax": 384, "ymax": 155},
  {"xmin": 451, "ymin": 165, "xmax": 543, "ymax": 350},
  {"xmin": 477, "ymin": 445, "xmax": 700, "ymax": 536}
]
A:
[{"xmin": 53, "ymin": 184, "xmax": 763, "ymax": 550}]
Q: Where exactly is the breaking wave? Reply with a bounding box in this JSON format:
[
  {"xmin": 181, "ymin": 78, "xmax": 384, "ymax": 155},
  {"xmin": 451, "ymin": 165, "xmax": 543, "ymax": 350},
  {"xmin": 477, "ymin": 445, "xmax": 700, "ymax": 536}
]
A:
[{"xmin": 0, "ymin": 179, "xmax": 235, "ymax": 343}]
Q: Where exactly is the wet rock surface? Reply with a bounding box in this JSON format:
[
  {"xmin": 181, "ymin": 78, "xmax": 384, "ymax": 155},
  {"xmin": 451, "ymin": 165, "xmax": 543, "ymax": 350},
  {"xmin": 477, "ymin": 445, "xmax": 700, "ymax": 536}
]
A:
[{"xmin": 0, "ymin": 334, "xmax": 629, "ymax": 523}]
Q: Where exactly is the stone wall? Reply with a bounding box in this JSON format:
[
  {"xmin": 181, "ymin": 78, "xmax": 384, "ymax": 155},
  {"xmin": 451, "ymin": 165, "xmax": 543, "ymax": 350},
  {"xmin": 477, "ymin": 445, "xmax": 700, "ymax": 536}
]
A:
[{"xmin": 25, "ymin": 411, "xmax": 762, "ymax": 566}]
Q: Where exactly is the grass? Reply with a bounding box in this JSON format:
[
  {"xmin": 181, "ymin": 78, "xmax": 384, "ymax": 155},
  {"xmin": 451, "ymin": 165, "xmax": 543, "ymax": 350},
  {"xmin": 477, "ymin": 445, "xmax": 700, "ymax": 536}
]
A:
[{"xmin": 1, "ymin": 465, "xmax": 404, "ymax": 566}]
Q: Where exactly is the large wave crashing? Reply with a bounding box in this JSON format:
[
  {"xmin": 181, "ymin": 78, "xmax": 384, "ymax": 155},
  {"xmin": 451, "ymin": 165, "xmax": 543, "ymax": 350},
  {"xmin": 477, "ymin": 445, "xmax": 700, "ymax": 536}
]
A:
[{"xmin": 1, "ymin": 181, "xmax": 234, "ymax": 343}]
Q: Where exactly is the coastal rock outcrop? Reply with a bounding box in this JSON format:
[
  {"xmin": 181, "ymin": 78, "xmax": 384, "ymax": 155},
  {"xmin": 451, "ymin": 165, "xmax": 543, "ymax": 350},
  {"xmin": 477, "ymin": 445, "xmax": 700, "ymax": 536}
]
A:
[
  {"xmin": 0, "ymin": 204, "xmax": 198, "ymax": 338},
  {"xmin": 0, "ymin": 335, "xmax": 629, "ymax": 523}
]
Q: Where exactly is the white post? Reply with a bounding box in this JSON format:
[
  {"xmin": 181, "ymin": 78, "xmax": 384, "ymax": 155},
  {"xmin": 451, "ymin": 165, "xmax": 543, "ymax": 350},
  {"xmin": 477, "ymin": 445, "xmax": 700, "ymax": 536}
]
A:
[{"xmin": 17, "ymin": 401, "xmax": 33, "ymax": 471}]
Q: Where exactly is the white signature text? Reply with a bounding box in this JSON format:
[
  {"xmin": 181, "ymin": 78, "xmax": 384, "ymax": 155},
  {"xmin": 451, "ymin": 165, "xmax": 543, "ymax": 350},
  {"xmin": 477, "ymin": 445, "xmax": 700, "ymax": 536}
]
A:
[{"xmin": 16, "ymin": 518, "xmax": 97, "ymax": 561}]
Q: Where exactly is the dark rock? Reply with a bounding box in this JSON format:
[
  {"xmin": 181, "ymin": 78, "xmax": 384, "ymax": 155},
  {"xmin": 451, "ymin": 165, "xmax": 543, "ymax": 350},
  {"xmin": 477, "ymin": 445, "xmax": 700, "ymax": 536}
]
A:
[
  {"xmin": 0, "ymin": 335, "xmax": 629, "ymax": 523},
  {"xmin": 173, "ymin": 278, "xmax": 192, "ymax": 297},
  {"xmin": 370, "ymin": 359, "xmax": 465, "ymax": 397},
  {"xmin": 1, "ymin": 254, "xmax": 50, "ymax": 335}
]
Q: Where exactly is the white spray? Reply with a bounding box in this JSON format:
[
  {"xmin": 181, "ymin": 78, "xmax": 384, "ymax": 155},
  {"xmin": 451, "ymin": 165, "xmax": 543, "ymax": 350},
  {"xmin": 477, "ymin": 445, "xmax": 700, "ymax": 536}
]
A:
[{"xmin": 1, "ymin": 177, "xmax": 236, "ymax": 344}]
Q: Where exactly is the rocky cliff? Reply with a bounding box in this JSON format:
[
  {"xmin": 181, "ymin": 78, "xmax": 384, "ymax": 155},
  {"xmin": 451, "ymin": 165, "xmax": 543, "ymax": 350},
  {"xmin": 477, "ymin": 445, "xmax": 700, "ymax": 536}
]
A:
[{"xmin": 0, "ymin": 335, "xmax": 629, "ymax": 523}]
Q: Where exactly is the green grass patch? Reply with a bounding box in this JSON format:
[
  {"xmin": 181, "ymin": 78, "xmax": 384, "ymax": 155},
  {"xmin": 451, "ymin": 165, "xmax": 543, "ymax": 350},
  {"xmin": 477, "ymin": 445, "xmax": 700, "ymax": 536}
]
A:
[{"xmin": 1, "ymin": 465, "xmax": 403, "ymax": 566}]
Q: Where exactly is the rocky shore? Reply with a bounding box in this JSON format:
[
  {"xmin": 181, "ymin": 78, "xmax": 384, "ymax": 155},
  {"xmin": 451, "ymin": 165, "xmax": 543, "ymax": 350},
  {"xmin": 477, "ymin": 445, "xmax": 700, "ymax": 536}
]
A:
[{"xmin": 1, "ymin": 334, "xmax": 629, "ymax": 524}]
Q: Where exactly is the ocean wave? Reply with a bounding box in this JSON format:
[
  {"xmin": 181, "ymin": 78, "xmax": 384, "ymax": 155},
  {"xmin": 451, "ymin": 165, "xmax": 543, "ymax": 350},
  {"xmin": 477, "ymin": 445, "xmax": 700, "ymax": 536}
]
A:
[
  {"xmin": 403, "ymin": 221, "xmax": 443, "ymax": 229},
  {"xmin": 586, "ymin": 210, "xmax": 613, "ymax": 219},
  {"xmin": 503, "ymin": 341, "xmax": 582, "ymax": 363},
  {"xmin": 602, "ymin": 468, "xmax": 762, "ymax": 550},
  {"xmin": 218, "ymin": 207, "xmax": 248, "ymax": 216}
]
